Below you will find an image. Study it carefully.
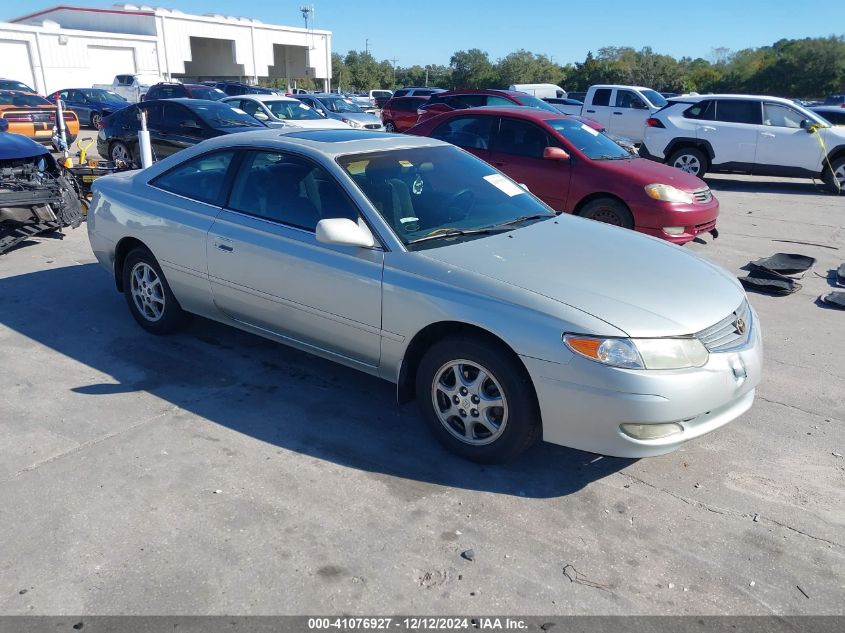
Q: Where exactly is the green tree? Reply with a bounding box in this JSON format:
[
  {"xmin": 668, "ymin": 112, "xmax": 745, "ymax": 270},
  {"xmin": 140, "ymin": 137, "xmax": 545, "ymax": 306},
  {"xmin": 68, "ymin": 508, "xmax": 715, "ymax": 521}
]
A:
[{"xmin": 450, "ymin": 49, "xmax": 498, "ymax": 88}]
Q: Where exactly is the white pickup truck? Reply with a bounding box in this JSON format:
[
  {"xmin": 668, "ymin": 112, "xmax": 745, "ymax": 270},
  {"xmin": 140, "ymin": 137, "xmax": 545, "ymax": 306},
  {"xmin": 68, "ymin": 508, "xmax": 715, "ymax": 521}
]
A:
[
  {"xmin": 93, "ymin": 74, "xmax": 162, "ymax": 103},
  {"xmin": 551, "ymin": 85, "xmax": 669, "ymax": 143}
]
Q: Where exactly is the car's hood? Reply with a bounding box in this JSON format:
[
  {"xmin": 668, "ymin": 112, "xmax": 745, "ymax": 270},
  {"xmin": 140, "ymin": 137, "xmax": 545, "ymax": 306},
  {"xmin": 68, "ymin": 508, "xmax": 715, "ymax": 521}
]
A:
[
  {"xmin": 419, "ymin": 216, "xmax": 745, "ymax": 337},
  {"xmin": 269, "ymin": 119, "xmax": 349, "ymax": 130},
  {"xmin": 338, "ymin": 112, "xmax": 381, "ymax": 124},
  {"xmin": 591, "ymin": 156, "xmax": 709, "ymax": 191},
  {"xmin": 0, "ymin": 131, "xmax": 51, "ymax": 160}
]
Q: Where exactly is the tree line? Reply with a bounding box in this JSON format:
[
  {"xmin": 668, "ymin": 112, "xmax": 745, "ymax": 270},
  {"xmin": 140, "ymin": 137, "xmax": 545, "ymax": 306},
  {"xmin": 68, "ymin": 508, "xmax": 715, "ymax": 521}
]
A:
[{"xmin": 327, "ymin": 36, "xmax": 845, "ymax": 99}]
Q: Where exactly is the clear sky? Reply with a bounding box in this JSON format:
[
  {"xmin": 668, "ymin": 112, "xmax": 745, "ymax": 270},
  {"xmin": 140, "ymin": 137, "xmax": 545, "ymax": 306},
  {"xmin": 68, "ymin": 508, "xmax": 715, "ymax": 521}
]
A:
[{"xmin": 5, "ymin": 0, "xmax": 841, "ymax": 67}]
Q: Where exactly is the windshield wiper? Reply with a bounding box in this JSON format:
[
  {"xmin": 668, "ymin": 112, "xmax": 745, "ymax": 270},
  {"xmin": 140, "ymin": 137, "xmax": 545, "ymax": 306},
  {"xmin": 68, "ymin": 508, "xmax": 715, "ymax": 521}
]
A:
[
  {"xmin": 595, "ymin": 154, "xmax": 631, "ymax": 160},
  {"xmin": 488, "ymin": 213, "xmax": 553, "ymax": 228},
  {"xmin": 407, "ymin": 227, "xmax": 509, "ymax": 245}
]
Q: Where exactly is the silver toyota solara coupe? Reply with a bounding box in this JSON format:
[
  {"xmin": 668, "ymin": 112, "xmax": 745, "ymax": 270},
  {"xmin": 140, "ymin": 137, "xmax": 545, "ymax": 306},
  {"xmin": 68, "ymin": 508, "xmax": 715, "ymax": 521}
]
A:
[{"xmin": 88, "ymin": 129, "xmax": 762, "ymax": 463}]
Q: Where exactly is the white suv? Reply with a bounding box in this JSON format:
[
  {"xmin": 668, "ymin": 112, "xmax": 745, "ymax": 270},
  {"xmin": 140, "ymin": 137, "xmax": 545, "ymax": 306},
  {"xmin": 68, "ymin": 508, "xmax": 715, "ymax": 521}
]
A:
[{"xmin": 641, "ymin": 95, "xmax": 845, "ymax": 194}]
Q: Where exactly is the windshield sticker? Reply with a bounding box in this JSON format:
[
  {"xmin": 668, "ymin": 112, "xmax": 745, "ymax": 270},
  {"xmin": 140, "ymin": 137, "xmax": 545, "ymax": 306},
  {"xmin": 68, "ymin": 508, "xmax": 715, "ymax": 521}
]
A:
[
  {"xmin": 483, "ymin": 173, "xmax": 525, "ymax": 197},
  {"xmin": 399, "ymin": 160, "xmax": 414, "ymax": 167},
  {"xmin": 581, "ymin": 124, "xmax": 599, "ymax": 136}
]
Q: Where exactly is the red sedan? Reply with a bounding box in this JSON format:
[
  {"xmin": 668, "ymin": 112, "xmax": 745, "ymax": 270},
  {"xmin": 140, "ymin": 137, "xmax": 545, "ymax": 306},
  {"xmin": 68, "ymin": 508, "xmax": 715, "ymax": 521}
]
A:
[
  {"xmin": 406, "ymin": 107, "xmax": 719, "ymax": 244},
  {"xmin": 380, "ymin": 95, "xmax": 429, "ymax": 133}
]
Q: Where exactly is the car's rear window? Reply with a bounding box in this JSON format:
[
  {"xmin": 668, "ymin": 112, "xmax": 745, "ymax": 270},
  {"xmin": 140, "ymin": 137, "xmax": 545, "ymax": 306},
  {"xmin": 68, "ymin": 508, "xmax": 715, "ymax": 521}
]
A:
[{"xmin": 0, "ymin": 91, "xmax": 51, "ymax": 107}]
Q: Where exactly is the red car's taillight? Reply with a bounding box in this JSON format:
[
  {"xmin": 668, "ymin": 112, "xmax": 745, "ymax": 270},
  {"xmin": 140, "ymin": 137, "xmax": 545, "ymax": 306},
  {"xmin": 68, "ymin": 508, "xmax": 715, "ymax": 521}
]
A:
[
  {"xmin": 4, "ymin": 113, "xmax": 33, "ymax": 122},
  {"xmin": 646, "ymin": 117, "xmax": 665, "ymax": 128}
]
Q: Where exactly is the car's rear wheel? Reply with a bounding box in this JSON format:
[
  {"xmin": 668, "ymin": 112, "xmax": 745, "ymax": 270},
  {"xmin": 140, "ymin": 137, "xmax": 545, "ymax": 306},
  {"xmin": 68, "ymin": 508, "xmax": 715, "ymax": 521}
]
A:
[
  {"xmin": 668, "ymin": 147, "xmax": 708, "ymax": 177},
  {"xmin": 90, "ymin": 112, "xmax": 102, "ymax": 128},
  {"xmin": 578, "ymin": 198, "xmax": 635, "ymax": 229},
  {"xmin": 122, "ymin": 247, "xmax": 190, "ymax": 335},
  {"xmin": 823, "ymin": 156, "xmax": 845, "ymax": 195},
  {"xmin": 110, "ymin": 141, "xmax": 131, "ymax": 163},
  {"xmin": 384, "ymin": 120, "xmax": 396, "ymax": 133},
  {"xmin": 415, "ymin": 336, "xmax": 540, "ymax": 463}
]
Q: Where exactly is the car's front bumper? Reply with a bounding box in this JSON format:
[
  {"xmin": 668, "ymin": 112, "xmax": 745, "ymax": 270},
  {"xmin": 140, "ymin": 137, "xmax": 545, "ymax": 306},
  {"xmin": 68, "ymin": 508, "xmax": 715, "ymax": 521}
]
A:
[
  {"xmin": 631, "ymin": 196, "xmax": 720, "ymax": 244},
  {"xmin": 521, "ymin": 308, "xmax": 763, "ymax": 458}
]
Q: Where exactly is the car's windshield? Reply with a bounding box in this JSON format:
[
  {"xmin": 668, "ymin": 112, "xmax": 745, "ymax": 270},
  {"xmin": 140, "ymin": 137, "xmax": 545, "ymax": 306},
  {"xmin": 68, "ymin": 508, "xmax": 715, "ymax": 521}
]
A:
[
  {"xmin": 642, "ymin": 89, "xmax": 668, "ymax": 108},
  {"xmin": 321, "ymin": 97, "xmax": 363, "ymax": 113},
  {"xmin": 190, "ymin": 87, "xmax": 226, "ymax": 100},
  {"xmin": 545, "ymin": 118, "xmax": 632, "ymax": 159},
  {"xmin": 266, "ymin": 100, "xmax": 323, "ymax": 120},
  {"xmin": 82, "ymin": 89, "xmax": 126, "ymax": 103},
  {"xmin": 338, "ymin": 145, "xmax": 555, "ymax": 250},
  {"xmin": 513, "ymin": 94, "xmax": 560, "ymax": 113},
  {"xmin": 0, "ymin": 91, "xmax": 51, "ymax": 107},
  {"xmin": 192, "ymin": 102, "xmax": 265, "ymax": 128}
]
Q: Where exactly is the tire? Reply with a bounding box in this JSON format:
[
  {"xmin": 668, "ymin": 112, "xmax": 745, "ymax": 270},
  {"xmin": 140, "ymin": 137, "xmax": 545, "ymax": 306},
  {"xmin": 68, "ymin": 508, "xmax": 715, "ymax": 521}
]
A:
[
  {"xmin": 823, "ymin": 156, "xmax": 845, "ymax": 195},
  {"xmin": 122, "ymin": 247, "xmax": 191, "ymax": 335},
  {"xmin": 384, "ymin": 120, "xmax": 396, "ymax": 133},
  {"xmin": 668, "ymin": 147, "xmax": 708, "ymax": 177},
  {"xmin": 415, "ymin": 335, "xmax": 540, "ymax": 463},
  {"xmin": 90, "ymin": 112, "xmax": 102, "ymax": 129},
  {"xmin": 110, "ymin": 140, "xmax": 132, "ymax": 163},
  {"xmin": 578, "ymin": 197, "xmax": 635, "ymax": 229}
]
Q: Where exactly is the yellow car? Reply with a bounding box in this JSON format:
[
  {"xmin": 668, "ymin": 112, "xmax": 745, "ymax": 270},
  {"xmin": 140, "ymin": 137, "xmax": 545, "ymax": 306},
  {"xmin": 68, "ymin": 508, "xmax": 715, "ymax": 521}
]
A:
[{"xmin": 0, "ymin": 90, "xmax": 79, "ymax": 146}]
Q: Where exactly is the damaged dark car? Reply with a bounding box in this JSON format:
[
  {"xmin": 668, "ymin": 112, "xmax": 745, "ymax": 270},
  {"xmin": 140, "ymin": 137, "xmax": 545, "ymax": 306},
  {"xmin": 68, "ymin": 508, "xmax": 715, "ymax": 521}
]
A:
[{"xmin": 0, "ymin": 118, "xmax": 83, "ymax": 254}]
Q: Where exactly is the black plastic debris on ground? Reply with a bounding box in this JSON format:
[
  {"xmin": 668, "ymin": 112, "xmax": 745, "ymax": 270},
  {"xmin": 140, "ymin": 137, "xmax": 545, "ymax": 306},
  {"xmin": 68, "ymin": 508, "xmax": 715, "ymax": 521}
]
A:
[
  {"xmin": 820, "ymin": 292, "xmax": 845, "ymax": 309},
  {"xmin": 739, "ymin": 268, "xmax": 802, "ymax": 296},
  {"xmin": 837, "ymin": 263, "xmax": 845, "ymax": 287},
  {"xmin": 751, "ymin": 253, "xmax": 817, "ymax": 276}
]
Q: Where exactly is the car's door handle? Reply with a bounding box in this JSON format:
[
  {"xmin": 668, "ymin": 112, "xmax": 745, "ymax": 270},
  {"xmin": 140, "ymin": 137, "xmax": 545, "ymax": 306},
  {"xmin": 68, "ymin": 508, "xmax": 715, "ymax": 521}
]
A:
[
  {"xmin": 700, "ymin": 126, "xmax": 716, "ymax": 132},
  {"xmin": 612, "ymin": 111, "xmax": 623, "ymax": 115},
  {"xmin": 586, "ymin": 109, "xmax": 596, "ymax": 113},
  {"xmin": 212, "ymin": 236, "xmax": 234, "ymax": 253},
  {"xmin": 760, "ymin": 132, "xmax": 776, "ymax": 138}
]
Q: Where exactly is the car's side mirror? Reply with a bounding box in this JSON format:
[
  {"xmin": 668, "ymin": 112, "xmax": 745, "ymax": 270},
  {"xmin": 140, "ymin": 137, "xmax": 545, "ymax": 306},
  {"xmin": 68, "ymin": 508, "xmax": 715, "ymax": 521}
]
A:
[
  {"xmin": 179, "ymin": 119, "xmax": 201, "ymax": 129},
  {"xmin": 253, "ymin": 111, "xmax": 269, "ymax": 121},
  {"xmin": 316, "ymin": 218, "xmax": 374, "ymax": 248},
  {"xmin": 633, "ymin": 100, "xmax": 649, "ymax": 110},
  {"xmin": 543, "ymin": 146, "xmax": 570, "ymax": 161},
  {"xmin": 800, "ymin": 119, "xmax": 817, "ymax": 132}
]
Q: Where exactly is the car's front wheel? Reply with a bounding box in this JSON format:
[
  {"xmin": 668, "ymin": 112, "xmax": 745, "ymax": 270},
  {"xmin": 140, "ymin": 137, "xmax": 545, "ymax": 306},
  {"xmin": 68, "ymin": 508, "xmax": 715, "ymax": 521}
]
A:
[
  {"xmin": 415, "ymin": 336, "xmax": 540, "ymax": 463},
  {"xmin": 578, "ymin": 197, "xmax": 635, "ymax": 229},
  {"xmin": 823, "ymin": 156, "xmax": 845, "ymax": 195},
  {"xmin": 110, "ymin": 141, "xmax": 132, "ymax": 163},
  {"xmin": 668, "ymin": 147, "xmax": 708, "ymax": 177},
  {"xmin": 90, "ymin": 112, "xmax": 102, "ymax": 128},
  {"xmin": 384, "ymin": 120, "xmax": 396, "ymax": 133},
  {"xmin": 122, "ymin": 247, "xmax": 191, "ymax": 335}
]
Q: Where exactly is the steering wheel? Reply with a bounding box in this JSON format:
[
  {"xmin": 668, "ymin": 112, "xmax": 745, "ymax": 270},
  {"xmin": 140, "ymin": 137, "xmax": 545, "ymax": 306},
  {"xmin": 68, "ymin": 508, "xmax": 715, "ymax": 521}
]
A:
[{"xmin": 443, "ymin": 188, "xmax": 475, "ymax": 221}]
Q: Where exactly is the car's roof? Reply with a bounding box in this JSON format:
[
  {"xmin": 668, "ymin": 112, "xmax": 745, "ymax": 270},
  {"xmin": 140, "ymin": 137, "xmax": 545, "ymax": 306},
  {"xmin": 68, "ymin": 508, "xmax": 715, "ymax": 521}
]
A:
[
  {"xmin": 811, "ymin": 105, "xmax": 845, "ymax": 112},
  {"xmin": 437, "ymin": 89, "xmax": 524, "ymax": 97},
  {"xmin": 223, "ymin": 94, "xmax": 297, "ymax": 103},
  {"xmin": 428, "ymin": 105, "xmax": 564, "ymax": 120},
  {"xmin": 589, "ymin": 84, "xmax": 655, "ymax": 91},
  {"xmin": 167, "ymin": 128, "xmax": 447, "ymax": 157},
  {"xmin": 670, "ymin": 94, "xmax": 799, "ymax": 105}
]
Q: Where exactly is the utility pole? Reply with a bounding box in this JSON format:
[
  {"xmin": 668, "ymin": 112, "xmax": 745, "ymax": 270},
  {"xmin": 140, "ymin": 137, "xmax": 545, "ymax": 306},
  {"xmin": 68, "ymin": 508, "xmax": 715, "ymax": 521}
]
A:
[
  {"xmin": 365, "ymin": 38, "xmax": 369, "ymax": 56},
  {"xmin": 391, "ymin": 57, "xmax": 398, "ymax": 84},
  {"xmin": 425, "ymin": 65, "xmax": 430, "ymax": 87}
]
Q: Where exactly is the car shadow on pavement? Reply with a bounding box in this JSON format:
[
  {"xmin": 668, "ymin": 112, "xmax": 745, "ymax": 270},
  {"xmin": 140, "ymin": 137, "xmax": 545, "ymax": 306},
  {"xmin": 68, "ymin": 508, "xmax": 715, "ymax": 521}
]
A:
[
  {"xmin": 0, "ymin": 263, "xmax": 634, "ymax": 498},
  {"xmin": 704, "ymin": 176, "xmax": 829, "ymax": 196}
]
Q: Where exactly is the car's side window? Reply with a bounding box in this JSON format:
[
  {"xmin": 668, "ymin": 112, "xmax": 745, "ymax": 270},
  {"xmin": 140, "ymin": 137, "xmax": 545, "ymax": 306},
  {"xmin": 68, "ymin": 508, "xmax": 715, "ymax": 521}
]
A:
[
  {"xmin": 592, "ymin": 88, "xmax": 612, "ymax": 106},
  {"xmin": 615, "ymin": 90, "xmax": 646, "ymax": 109},
  {"xmin": 228, "ymin": 151, "xmax": 359, "ymax": 231},
  {"xmin": 163, "ymin": 103, "xmax": 199, "ymax": 128},
  {"xmin": 486, "ymin": 96, "xmax": 514, "ymax": 107},
  {"xmin": 239, "ymin": 99, "xmax": 260, "ymax": 116},
  {"xmin": 493, "ymin": 118, "xmax": 553, "ymax": 158},
  {"xmin": 431, "ymin": 115, "xmax": 494, "ymax": 150},
  {"xmin": 763, "ymin": 103, "xmax": 804, "ymax": 128},
  {"xmin": 715, "ymin": 100, "xmax": 762, "ymax": 125},
  {"xmin": 683, "ymin": 100, "xmax": 715, "ymax": 120},
  {"xmin": 152, "ymin": 151, "xmax": 236, "ymax": 205}
]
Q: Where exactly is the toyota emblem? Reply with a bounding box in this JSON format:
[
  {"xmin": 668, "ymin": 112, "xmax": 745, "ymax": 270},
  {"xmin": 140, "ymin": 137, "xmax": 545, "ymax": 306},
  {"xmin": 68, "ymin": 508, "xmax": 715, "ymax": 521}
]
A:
[{"xmin": 735, "ymin": 318, "xmax": 746, "ymax": 335}]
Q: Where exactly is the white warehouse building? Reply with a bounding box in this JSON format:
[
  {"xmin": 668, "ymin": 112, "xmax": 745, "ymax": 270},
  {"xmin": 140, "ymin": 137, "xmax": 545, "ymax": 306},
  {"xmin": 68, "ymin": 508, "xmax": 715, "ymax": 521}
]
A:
[{"xmin": 0, "ymin": 4, "xmax": 333, "ymax": 95}]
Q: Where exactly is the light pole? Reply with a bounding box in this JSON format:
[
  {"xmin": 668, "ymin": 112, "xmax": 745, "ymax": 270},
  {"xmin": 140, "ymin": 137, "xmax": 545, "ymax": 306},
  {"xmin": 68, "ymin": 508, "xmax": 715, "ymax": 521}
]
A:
[
  {"xmin": 365, "ymin": 38, "xmax": 369, "ymax": 56},
  {"xmin": 391, "ymin": 57, "xmax": 398, "ymax": 85},
  {"xmin": 425, "ymin": 65, "xmax": 431, "ymax": 87}
]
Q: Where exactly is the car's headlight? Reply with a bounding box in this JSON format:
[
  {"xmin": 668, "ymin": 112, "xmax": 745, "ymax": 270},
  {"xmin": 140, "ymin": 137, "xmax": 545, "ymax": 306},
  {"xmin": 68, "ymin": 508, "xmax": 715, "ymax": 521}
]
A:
[
  {"xmin": 563, "ymin": 334, "xmax": 709, "ymax": 370},
  {"xmin": 342, "ymin": 118, "xmax": 361, "ymax": 128},
  {"xmin": 644, "ymin": 183, "xmax": 693, "ymax": 203}
]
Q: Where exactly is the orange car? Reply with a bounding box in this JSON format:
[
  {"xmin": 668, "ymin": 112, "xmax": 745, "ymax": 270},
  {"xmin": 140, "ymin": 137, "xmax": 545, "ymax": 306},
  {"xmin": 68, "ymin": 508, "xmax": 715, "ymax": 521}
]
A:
[{"xmin": 0, "ymin": 90, "xmax": 78, "ymax": 146}]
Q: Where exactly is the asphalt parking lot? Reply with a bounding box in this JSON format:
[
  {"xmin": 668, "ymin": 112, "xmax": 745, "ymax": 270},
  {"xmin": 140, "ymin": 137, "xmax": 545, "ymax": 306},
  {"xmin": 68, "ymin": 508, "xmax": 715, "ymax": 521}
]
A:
[{"xmin": 0, "ymin": 172, "xmax": 843, "ymax": 615}]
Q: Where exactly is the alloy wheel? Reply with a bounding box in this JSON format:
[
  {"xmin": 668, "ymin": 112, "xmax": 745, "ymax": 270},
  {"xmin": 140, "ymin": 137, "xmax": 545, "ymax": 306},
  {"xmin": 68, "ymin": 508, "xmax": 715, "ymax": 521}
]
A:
[
  {"xmin": 431, "ymin": 359, "xmax": 508, "ymax": 446},
  {"xmin": 111, "ymin": 143, "xmax": 130, "ymax": 162},
  {"xmin": 673, "ymin": 154, "xmax": 701, "ymax": 175},
  {"xmin": 130, "ymin": 262, "xmax": 165, "ymax": 322}
]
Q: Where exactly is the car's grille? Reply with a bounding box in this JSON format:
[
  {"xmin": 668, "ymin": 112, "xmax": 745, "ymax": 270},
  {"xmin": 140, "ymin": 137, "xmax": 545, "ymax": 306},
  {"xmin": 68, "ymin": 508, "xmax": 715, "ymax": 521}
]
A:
[
  {"xmin": 696, "ymin": 300, "xmax": 752, "ymax": 352},
  {"xmin": 694, "ymin": 219, "xmax": 717, "ymax": 233},
  {"xmin": 364, "ymin": 123, "xmax": 381, "ymax": 129},
  {"xmin": 693, "ymin": 187, "xmax": 712, "ymax": 203}
]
